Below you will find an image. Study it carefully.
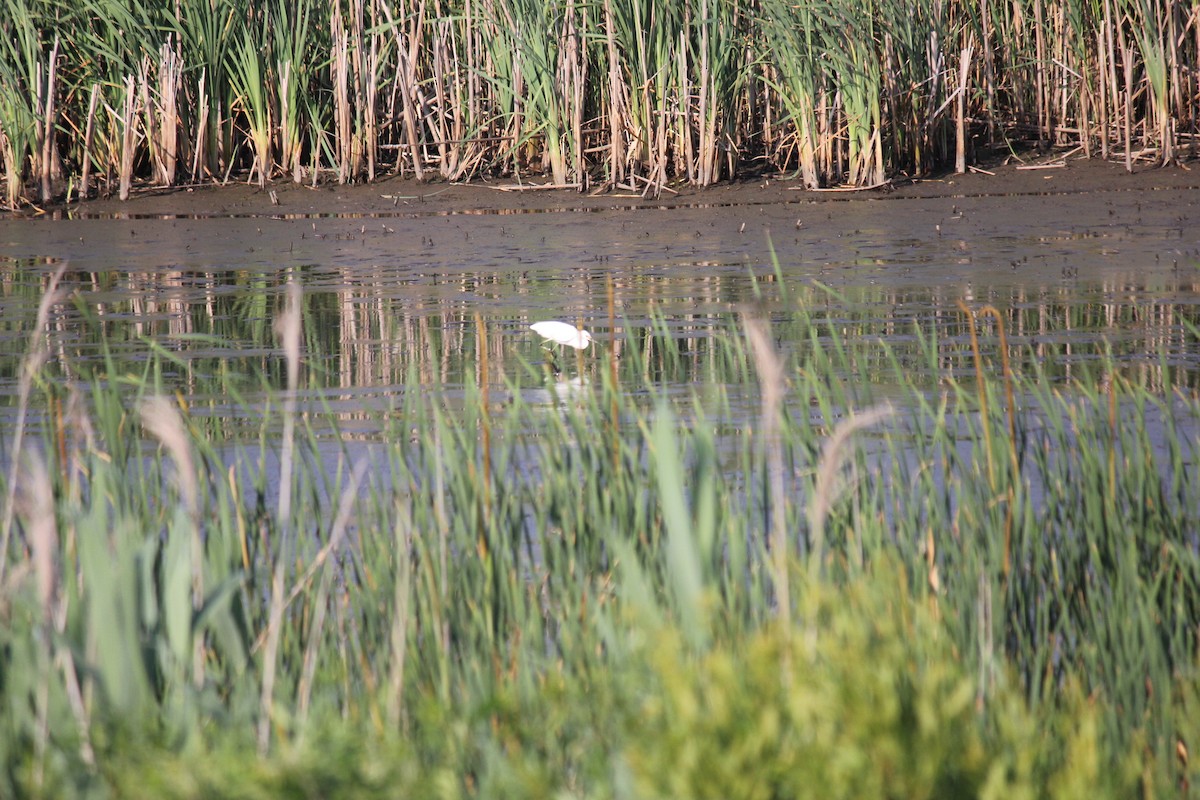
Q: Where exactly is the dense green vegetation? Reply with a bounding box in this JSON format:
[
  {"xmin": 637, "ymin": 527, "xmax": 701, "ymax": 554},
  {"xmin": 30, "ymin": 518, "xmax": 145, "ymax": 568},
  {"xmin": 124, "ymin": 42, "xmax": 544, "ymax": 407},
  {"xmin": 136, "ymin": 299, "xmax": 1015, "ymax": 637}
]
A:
[
  {"xmin": 1, "ymin": 0, "xmax": 1197, "ymax": 207},
  {"xmin": 1, "ymin": 269, "xmax": 1198, "ymax": 797}
]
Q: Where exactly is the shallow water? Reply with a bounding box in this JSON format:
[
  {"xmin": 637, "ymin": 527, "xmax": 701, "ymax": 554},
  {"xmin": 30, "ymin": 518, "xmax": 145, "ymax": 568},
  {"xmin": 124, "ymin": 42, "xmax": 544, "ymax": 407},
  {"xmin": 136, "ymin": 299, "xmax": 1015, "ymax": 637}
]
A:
[{"xmin": 2, "ymin": 175, "xmax": 1199, "ymax": 447}]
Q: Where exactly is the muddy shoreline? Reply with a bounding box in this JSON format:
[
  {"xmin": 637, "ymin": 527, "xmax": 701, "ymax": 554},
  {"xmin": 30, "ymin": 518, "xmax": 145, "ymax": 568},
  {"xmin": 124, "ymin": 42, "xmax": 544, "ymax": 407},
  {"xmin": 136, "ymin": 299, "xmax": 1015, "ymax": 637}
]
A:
[{"xmin": 60, "ymin": 157, "xmax": 1200, "ymax": 219}]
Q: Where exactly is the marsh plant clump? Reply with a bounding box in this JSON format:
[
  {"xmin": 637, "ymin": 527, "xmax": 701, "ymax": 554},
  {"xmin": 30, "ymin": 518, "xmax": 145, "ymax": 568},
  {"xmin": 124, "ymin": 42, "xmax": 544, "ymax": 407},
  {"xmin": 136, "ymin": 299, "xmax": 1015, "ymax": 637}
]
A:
[
  {"xmin": 1, "ymin": 274, "xmax": 1199, "ymax": 798},
  {"xmin": 1, "ymin": 0, "xmax": 1198, "ymax": 207}
]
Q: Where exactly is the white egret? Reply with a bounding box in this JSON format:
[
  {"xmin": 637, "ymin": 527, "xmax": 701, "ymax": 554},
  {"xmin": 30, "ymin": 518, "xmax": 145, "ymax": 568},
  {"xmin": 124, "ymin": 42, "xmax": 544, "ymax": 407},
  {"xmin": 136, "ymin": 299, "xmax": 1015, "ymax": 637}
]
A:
[{"xmin": 529, "ymin": 320, "xmax": 593, "ymax": 350}]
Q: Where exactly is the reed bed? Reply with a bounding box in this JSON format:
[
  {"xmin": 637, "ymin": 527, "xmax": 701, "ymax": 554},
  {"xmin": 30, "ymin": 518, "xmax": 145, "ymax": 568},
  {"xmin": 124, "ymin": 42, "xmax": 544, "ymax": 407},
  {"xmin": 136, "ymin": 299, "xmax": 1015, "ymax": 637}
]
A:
[
  {"xmin": 1, "ymin": 278, "xmax": 1199, "ymax": 797},
  {"xmin": 2, "ymin": 0, "xmax": 1198, "ymax": 207}
]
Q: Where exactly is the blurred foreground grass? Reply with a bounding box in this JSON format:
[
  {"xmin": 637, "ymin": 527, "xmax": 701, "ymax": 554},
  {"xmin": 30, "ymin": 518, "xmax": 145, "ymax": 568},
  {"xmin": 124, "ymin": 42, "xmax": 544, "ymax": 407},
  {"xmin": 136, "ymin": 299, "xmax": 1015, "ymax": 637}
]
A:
[{"xmin": 1, "ymin": 280, "xmax": 1198, "ymax": 798}]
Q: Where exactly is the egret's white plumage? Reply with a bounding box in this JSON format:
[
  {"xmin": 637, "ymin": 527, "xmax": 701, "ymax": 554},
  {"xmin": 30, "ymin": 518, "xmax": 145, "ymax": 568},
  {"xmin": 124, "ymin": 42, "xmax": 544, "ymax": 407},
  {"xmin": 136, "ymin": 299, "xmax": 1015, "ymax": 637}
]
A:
[{"xmin": 530, "ymin": 320, "xmax": 593, "ymax": 350}]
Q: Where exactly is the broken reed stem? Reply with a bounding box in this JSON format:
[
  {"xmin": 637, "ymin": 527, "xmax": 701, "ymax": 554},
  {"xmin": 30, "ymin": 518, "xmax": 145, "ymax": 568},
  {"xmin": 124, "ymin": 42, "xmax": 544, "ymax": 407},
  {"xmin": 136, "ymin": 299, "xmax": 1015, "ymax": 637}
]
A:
[
  {"xmin": 40, "ymin": 36, "xmax": 59, "ymax": 204},
  {"xmin": 192, "ymin": 69, "xmax": 209, "ymax": 182},
  {"xmin": 956, "ymin": 41, "xmax": 973, "ymax": 174},
  {"xmin": 119, "ymin": 75, "xmax": 138, "ymax": 201},
  {"xmin": 158, "ymin": 40, "xmax": 179, "ymax": 186}
]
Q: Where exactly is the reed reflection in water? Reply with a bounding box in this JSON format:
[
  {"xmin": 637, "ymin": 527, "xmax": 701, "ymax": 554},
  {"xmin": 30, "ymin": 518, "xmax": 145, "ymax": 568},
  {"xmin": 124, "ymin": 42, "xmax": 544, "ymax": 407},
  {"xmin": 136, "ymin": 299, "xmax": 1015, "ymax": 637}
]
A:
[{"xmin": 2, "ymin": 260, "xmax": 1198, "ymax": 428}]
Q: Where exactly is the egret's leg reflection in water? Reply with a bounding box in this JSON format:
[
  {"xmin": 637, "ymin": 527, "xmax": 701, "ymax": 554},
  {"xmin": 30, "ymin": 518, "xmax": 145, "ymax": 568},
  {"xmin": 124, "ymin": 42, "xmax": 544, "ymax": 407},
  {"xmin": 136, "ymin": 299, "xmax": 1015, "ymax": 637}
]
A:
[{"xmin": 529, "ymin": 320, "xmax": 593, "ymax": 398}]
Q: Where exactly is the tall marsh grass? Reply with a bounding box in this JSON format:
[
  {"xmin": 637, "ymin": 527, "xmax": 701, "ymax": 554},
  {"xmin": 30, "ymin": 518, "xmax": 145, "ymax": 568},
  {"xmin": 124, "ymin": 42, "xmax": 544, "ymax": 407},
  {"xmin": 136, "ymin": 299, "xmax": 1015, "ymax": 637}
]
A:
[
  {"xmin": 1, "ymin": 278, "xmax": 1198, "ymax": 797},
  {"xmin": 2, "ymin": 0, "xmax": 1198, "ymax": 206}
]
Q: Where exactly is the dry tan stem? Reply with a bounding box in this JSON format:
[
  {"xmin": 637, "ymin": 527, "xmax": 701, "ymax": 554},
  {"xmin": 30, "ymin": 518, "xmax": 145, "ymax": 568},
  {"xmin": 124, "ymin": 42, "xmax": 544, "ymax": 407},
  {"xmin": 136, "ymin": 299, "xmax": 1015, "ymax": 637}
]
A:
[
  {"xmin": 743, "ymin": 315, "xmax": 788, "ymax": 630},
  {"xmin": 119, "ymin": 75, "xmax": 139, "ymax": 200},
  {"xmin": 258, "ymin": 279, "xmax": 302, "ymax": 754},
  {"xmin": 807, "ymin": 404, "xmax": 895, "ymax": 565},
  {"xmin": 17, "ymin": 450, "xmax": 96, "ymax": 769},
  {"xmin": 297, "ymin": 461, "xmax": 367, "ymax": 722},
  {"xmin": 40, "ymin": 37, "xmax": 59, "ymax": 203},
  {"xmin": 956, "ymin": 41, "xmax": 974, "ymax": 174},
  {"xmin": 80, "ymin": 85, "xmax": 100, "ymax": 199},
  {"xmin": 138, "ymin": 396, "xmax": 198, "ymax": 519},
  {"xmin": 0, "ymin": 265, "xmax": 67, "ymax": 586},
  {"xmin": 387, "ymin": 498, "xmax": 413, "ymax": 729},
  {"xmin": 138, "ymin": 395, "xmax": 205, "ymax": 685}
]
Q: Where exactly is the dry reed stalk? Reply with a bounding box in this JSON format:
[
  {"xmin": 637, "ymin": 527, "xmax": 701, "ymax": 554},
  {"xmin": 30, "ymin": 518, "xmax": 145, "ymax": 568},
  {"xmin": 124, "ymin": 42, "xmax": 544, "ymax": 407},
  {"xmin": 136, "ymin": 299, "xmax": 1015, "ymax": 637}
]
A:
[
  {"xmin": 798, "ymin": 97, "xmax": 818, "ymax": 190},
  {"xmin": 19, "ymin": 452, "xmax": 56, "ymax": 639},
  {"xmin": 118, "ymin": 75, "xmax": 138, "ymax": 200},
  {"xmin": 981, "ymin": 0, "xmax": 996, "ymax": 144},
  {"xmin": 407, "ymin": 0, "xmax": 432, "ymax": 181},
  {"xmin": 433, "ymin": 412, "xmax": 449, "ymax": 662},
  {"xmin": 476, "ymin": 313, "xmax": 492, "ymax": 546},
  {"xmin": 276, "ymin": 276, "xmax": 302, "ymax": 539},
  {"xmin": 191, "ymin": 70, "xmax": 209, "ymax": 182},
  {"xmin": 79, "ymin": 84, "xmax": 99, "ymax": 199},
  {"xmin": 39, "ymin": 36, "xmax": 58, "ymax": 203},
  {"xmin": 333, "ymin": 2, "xmax": 352, "ymax": 183},
  {"xmin": 607, "ymin": 275, "xmax": 619, "ymax": 475},
  {"xmin": 346, "ymin": 0, "xmax": 367, "ymax": 180},
  {"xmin": 279, "ymin": 61, "xmax": 296, "ymax": 182},
  {"xmin": 298, "ymin": 461, "xmax": 366, "ymax": 722},
  {"xmin": 959, "ymin": 300, "xmax": 996, "ymax": 490},
  {"xmin": 15, "ymin": 438, "xmax": 99, "ymax": 771},
  {"xmin": 677, "ymin": 30, "xmax": 695, "ymax": 185},
  {"xmin": 138, "ymin": 395, "xmax": 205, "ymax": 685},
  {"xmin": 379, "ymin": 0, "xmax": 426, "ymax": 181},
  {"xmin": 806, "ymin": 404, "xmax": 894, "ymax": 573},
  {"xmin": 1103, "ymin": 0, "xmax": 1119, "ymax": 158},
  {"xmin": 18, "ymin": 449, "xmax": 54, "ymax": 789},
  {"xmin": 1117, "ymin": 15, "xmax": 1133, "ymax": 171},
  {"xmin": 365, "ymin": 0, "xmax": 379, "ymax": 181},
  {"xmin": 743, "ymin": 315, "xmax": 788, "ymax": 630},
  {"xmin": 258, "ymin": 278, "xmax": 302, "ymax": 754},
  {"xmin": 975, "ymin": 568, "xmax": 995, "ymax": 711},
  {"xmin": 1095, "ymin": 28, "xmax": 1107, "ymax": 157},
  {"xmin": 0, "ymin": 265, "xmax": 66, "ymax": 586},
  {"xmin": 1193, "ymin": 6, "xmax": 1200, "ymax": 159},
  {"xmin": 386, "ymin": 498, "xmax": 413, "ymax": 728},
  {"xmin": 1168, "ymin": 5, "xmax": 1184, "ymax": 133},
  {"xmin": 158, "ymin": 41, "xmax": 180, "ymax": 185},
  {"xmin": 138, "ymin": 62, "xmax": 160, "ymax": 186},
  {"xmin": 27, "ymin": 50, "xmax": 46, "ymax": 198},
  {"xmin": 138, "ymin": 396, "xmax": 199, "ymax": 520},
  {"xmin": 959, "ymin": 302, "xmax": 1019, "ymax": 580},
  {"xmin": 698, "ymin": 3, "xmax": 715, "ymax": 185},
  {"xmin": 4, "ymin": 0, "xmax": 1198, "ymax": 200},
  {"xmin": 956, "ymin": 41, "xmax": 973, "ymax": 174},
  {"xmin": 429, "ymin": 22, "xmax": 455, "ymax": 177},
  {"xmin": 603, "ymin": 0, "xmax": 625, "ymax": 186},
  {"xmin": 1034, "ymin": 0, "xmax": 1048, "ymax": 140},
  {"xmin": 1, "ymin": 128, "xmax": 18, "ymax": 210},
  {"xmin": 801, "ymin": 401, "xmax": 894, "ymax": 654},
  {"xmin": 569, "ymin": 0, "xmax": 586, "ymax": 186}
]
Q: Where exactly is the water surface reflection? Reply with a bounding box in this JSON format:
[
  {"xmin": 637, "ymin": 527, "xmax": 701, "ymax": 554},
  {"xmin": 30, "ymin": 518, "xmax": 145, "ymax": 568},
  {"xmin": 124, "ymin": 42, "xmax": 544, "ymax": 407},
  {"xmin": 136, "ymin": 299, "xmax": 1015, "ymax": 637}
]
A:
[{"xmin": 2, "ymin": 184, "xmax": 1199, "ymax": 443}]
